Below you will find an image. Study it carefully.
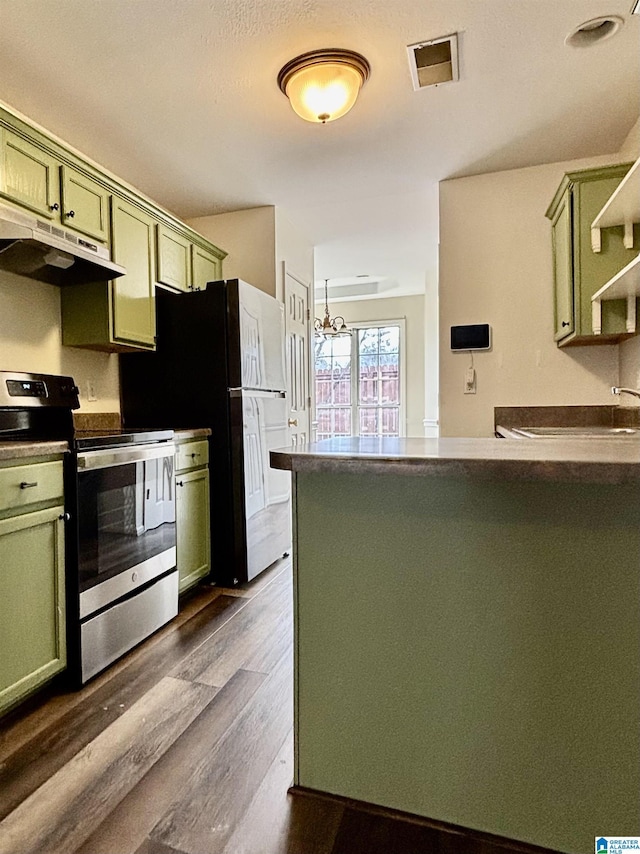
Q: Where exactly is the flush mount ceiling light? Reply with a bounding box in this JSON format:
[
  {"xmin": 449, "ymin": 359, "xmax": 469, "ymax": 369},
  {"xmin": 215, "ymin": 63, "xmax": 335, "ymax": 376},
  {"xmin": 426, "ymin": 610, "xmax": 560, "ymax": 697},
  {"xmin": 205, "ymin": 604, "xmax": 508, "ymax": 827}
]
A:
[
  {"xmin": 277, "ymin": 49, "xmax": 370, "ymax": 124},
  {"xmin": 565, "ymin": 15, "xmax": 624, "ymax": 47}
]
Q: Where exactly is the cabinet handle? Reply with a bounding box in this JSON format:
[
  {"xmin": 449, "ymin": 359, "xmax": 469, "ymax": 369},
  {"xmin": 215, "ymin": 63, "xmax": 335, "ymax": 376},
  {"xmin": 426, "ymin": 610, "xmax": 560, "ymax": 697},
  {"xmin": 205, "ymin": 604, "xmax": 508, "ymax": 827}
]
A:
[
  {"xmin": 561, "ymin": 321, "xmax": 570, "ymax": 328},
  {"xmin": 67, "ymin": 210, "xmax": 75, "ymax": 218},
  {"xmin": 49, "ymin": 202, "xmax": 59, "ymax": 211},
  {"xmin": 59, "ymin": 512, "xmax": 71, "ymax": 521},
  {"xmin": 288, "ymin": 419, "xmax": 298, "ymax": 427},
  {"xmin": 190, "ymin": 452, "xmax": 200, "ymax": 459},
  {"xmin": 176, "ymin": 480, "xmax": 184, "ymax": 487},
  {"xmin": 19, "ymin": 481, "xmax": 38, "ymax": 489}
]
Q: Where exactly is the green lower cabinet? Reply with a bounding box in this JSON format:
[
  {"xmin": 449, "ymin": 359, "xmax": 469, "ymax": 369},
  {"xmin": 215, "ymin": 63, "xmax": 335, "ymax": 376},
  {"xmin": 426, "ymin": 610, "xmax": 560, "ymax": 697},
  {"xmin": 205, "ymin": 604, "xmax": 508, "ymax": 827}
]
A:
[
  {"xmin": 176, "ymin": 466, "xmax": 211, "ymax": 594},
  {"xmin": 546, "ymin": 163, "xmax": 639, "ymax": 346},
  {"xmin": 0, "ymin": 505, "xmax": 66, "ymax": 716}
]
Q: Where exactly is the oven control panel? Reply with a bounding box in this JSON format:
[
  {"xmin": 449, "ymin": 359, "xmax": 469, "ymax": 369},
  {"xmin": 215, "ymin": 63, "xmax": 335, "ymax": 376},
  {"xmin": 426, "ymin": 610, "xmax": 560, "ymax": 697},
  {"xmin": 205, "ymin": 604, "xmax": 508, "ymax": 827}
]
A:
[
  {"xmin": 0, "ymin": 372, "xmax": 80, "ymax": 408},
  {"xmin": 6, "ymin": 379, "xmax": 48, "ymax": 398}
]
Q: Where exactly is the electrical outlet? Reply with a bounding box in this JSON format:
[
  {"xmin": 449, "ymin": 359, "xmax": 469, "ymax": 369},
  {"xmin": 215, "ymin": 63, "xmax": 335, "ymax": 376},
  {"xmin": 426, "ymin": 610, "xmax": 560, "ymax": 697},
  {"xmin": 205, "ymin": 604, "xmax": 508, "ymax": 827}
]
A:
[
  {"xmin": 464, "ymin": 367, "xmax": 476, "ymax": 394},
  {"xmin": 87, "ymin": 380, "xmax": 97, "ymax": 402}
]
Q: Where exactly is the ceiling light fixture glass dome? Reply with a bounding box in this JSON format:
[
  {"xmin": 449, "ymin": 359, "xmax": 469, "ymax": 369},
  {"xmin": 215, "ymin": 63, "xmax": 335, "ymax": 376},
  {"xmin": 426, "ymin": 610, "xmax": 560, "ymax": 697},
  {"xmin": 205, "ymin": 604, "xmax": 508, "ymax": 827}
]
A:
[{"xmin": 277, "ymin": 49, "xmax": 371, "ymax": 124}]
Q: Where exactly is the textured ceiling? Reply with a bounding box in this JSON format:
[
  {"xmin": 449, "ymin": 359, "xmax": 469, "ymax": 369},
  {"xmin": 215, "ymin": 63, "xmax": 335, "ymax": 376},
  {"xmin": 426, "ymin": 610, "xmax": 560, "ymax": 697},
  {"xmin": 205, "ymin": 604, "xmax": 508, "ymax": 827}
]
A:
[{"xmin": 0, "ymin": 0, "xmax": 638, "ymax": 299}]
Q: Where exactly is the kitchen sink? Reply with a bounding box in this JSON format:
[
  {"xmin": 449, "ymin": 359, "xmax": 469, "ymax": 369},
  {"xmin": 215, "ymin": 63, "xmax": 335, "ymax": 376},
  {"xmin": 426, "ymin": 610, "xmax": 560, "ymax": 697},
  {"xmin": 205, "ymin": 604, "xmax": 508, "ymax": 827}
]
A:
[{"xmin": 512, "ymin": 426, "xmax": 639, "ymax": 438}]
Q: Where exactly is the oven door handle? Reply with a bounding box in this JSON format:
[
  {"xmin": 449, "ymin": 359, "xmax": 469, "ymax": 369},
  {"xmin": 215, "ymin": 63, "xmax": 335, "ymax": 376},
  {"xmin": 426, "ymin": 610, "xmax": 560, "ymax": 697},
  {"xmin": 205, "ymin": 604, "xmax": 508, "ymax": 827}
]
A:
[{"xmin": 77, "ymin": 442, "xmax": 176, "ymax": 471}]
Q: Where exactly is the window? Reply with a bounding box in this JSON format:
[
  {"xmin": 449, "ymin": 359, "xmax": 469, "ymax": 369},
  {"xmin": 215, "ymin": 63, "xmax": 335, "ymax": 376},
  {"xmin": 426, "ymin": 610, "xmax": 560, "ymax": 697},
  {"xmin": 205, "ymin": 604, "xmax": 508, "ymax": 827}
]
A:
[{"xmin": 314, "ymin": 321, "xmax": 405, "ymax": 439}]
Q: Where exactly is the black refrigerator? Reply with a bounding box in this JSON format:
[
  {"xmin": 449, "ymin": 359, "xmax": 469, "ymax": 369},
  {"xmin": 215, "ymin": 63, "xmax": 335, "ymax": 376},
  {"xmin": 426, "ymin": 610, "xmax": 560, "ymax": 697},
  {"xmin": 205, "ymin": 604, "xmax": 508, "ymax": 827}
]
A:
[{"xmin": 119, "ymin": 279, "xmax": 291, "ymax": 587}]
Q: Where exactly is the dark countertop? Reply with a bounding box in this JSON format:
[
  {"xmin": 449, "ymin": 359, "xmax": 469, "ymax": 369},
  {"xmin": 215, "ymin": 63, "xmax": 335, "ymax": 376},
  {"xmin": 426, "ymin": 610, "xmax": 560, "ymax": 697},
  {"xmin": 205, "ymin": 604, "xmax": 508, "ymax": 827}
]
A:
[
  {"xmin": 173, "ymin": 428, "xmax": 212, "ymax": 440},
  {"xmin": 0, "ymin": 441, "xmax": 68, "ymax": 462},
  {"xmin": 494, "ymin": 404, "xmax": 640, "ymax": 431},
  {"xmin": 270, "ymin": 436, "xmax": 640, "ymax": 484},
  {"xmin": 0, "ymin": 428, "xmax": 211, "ymax": 461}
]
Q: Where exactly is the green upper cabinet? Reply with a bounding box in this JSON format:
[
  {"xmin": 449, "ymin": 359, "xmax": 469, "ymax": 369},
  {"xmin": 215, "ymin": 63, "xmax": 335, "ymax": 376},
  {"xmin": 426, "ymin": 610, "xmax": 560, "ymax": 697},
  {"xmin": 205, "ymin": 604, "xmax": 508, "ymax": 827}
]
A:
[
  {"xmin": 60, "ymin": 164, "xmax": 110, "ymax": 242},
  {"xmin": 192, "ymin": 244, "xmax": 223, "ymax": 290},
  {"xmin": 546, "ymin": 163, "xmax": 639, "ymax": 346},
  {"xmin": 61, "ymin": 197, "xmax": 156, "ymax": 351},
  {"xmin": 0, "ymin": 127, "xmax": 61, "ymax": 218},
  {"xmin": 550, "ymin": 189, "xmax": 574, "ymax": 341},
  {"xmin": 157, "ymin": 226, "xmax": 225, "ymax": 293},
  {"xmin": 0, "ymin": 130, "xmax": 110, "ymax": 244},
  {"xmin": 110, "ymin": 197, "xmax": 157, "ymax": 348},
  {"xmin": 157, "ymin": 223, "xmax": 191, "ymax": 291},
  {"xmin": 1, "ymin": 103, "xmax": 226, "ymax": 353}
]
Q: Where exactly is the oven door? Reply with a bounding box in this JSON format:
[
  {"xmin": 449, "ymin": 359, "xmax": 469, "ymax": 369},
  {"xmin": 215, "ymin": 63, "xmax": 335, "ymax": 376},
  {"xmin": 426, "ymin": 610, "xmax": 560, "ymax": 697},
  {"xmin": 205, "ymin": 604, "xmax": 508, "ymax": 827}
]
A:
[{"xmin": 75, "ymin": 443, "xmax": 176, "ymax": 619}]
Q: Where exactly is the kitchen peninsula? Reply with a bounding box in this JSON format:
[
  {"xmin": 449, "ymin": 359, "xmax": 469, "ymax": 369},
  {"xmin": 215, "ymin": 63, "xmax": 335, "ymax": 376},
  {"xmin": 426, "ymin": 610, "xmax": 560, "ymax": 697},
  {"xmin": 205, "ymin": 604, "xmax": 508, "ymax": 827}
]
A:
[{"xmin": 270, "ymin": 437, "xmax": 640, "ymax": 854}]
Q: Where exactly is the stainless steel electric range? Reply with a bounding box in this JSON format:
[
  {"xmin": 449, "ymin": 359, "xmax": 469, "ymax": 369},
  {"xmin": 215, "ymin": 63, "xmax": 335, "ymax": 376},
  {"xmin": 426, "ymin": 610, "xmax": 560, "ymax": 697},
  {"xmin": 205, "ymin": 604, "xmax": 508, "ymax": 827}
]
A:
[{"xmin": 0, "ymin": 371, "xmax": 178, "ymax": 684}]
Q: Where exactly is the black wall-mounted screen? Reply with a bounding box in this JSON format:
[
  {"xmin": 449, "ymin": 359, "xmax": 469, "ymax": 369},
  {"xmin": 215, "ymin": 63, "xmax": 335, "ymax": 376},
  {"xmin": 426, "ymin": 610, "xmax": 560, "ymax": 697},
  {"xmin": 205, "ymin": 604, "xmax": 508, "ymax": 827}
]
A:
[{"xmin": 450, "ymin": 324, "xmax": 491, "ymax": 351}]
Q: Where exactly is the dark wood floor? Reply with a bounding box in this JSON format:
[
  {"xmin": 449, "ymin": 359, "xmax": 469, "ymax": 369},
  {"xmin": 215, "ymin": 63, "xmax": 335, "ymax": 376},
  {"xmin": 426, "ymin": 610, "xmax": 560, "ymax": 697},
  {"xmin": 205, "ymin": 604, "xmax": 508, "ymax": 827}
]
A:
[{"xmin": 0, "ymin": 560, "xmax": 559, "ymax": 854}]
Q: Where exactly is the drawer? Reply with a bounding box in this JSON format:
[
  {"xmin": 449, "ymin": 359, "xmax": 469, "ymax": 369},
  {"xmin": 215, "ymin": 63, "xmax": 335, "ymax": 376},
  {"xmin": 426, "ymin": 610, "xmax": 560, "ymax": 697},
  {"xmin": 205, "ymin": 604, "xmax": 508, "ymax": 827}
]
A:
[
  {"xmin": 175, "ymin": 440, "xmax": 209, "ymax": 472},
  {"xmin": 0, "ymin": 461, "xmax": 64, "ymax": 514}
]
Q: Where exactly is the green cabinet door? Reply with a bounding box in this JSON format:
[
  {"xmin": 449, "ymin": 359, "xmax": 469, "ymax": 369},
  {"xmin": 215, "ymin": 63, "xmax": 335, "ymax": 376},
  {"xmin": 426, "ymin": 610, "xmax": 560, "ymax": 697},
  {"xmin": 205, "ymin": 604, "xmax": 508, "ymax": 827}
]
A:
[
  {"xmin": 176, "ymin": 467, "xmax": 211, "ymax": 594},
  {"xmin": 546, "ymin": 164, "xmax": 638, "ymax": 346},
  {"xmin": 111, "ymin": 197, "xmax": 156, "ymax": 348},
  {"xmin": 60, "ymin": 164, "xmax": 110, "ymax": 242},
  {"xmin": 0, "ymin": 128, "xmax": 60, "ymax": 218},
  {"xmin": 551, "ymin": 190, "xmax": 574, "ymax": 341},
  {"xmin": 0, "ymin": 506, "xmax": 66, "ymax": 716},
  {"xmin": 192, "ymin": 244, "xmax": 222, "ymax": 291},
  {"xmin": 157, "ymin": 224, "xmax": 192, "ymax": 291}
]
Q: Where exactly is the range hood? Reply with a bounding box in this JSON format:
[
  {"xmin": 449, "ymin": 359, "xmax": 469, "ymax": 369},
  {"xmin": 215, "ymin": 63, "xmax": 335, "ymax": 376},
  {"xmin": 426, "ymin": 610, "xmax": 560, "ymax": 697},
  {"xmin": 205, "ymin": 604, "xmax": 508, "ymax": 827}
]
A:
[{"xmin": 0, "ymin": 201, "xmax": 127, "ymax": 285}]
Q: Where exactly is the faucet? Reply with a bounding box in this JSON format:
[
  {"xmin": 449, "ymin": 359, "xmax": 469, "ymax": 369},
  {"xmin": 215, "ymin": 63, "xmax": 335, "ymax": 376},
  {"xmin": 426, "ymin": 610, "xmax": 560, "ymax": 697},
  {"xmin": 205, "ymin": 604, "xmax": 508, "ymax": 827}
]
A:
[{"xmin": 611, "ymin": 386, "xmax": 640, "ymax": 400}]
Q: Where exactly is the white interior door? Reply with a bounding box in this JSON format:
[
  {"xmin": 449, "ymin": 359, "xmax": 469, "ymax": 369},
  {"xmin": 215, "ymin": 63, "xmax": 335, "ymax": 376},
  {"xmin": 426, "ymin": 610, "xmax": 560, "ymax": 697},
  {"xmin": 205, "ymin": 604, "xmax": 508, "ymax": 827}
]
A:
[{"xmin": 284, "ymin": 265, "xmax": 311, "ymax": 445}]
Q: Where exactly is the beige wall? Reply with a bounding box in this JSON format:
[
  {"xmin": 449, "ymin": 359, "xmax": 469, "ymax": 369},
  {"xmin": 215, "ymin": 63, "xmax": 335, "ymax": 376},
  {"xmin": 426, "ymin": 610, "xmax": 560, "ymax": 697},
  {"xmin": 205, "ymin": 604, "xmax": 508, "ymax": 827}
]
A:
[
  {"xmin": 0, "ymin": 271, "xmax": 120, "ymax": 412},
  {"xmin": 438, "ymin": 152, "xmax": 635, "ymax": 437},
  {"xmin": 187, "ymin": 205, "xmax": 314, "ymax": 301},
  {"xmin": 326, "ymin": 294, "xmax": 426, "ymax": 437},
  {"xmin": 187, "ymin": 207, "xmax": 277, "ymax": 296}
]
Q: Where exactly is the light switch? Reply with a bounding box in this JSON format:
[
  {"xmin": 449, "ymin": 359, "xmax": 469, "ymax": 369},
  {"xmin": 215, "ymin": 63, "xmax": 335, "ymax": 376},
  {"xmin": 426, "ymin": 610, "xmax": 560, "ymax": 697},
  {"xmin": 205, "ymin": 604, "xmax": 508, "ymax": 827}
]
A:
[{"xmin": 464, "ymin": 367, "xmax": 476, "ymax": 394}]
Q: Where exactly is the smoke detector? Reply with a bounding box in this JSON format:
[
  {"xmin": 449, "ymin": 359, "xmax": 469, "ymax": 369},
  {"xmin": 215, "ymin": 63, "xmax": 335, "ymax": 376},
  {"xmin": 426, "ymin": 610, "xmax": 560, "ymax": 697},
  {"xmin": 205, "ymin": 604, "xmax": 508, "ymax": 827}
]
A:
[{"xmin": 407, "ymin": 34, "xmax": 459, "ymax": 90}]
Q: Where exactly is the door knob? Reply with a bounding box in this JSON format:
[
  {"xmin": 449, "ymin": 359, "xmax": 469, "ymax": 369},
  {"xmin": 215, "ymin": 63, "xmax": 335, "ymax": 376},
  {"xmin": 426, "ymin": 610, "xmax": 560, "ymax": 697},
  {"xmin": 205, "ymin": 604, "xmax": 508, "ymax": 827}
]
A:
[{"xmin": 288, "ymin": 419, "xmax": 298, "ymax": 427}]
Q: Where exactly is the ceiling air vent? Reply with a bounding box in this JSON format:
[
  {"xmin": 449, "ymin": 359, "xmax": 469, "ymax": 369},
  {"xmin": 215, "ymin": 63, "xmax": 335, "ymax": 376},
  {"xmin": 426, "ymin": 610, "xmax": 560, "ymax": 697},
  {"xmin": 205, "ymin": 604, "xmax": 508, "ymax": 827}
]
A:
[{"xmin": 407, "ymin": 34, "xmax": 459, "ymax": 90}]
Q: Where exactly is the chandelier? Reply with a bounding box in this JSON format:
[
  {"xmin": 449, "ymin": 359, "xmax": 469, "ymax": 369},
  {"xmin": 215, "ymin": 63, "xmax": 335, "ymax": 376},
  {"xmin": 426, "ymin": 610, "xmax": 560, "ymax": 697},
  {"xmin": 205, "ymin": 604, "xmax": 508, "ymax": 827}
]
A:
[{"xmin": 314, "ymin": 279, "xmax": 351, "ymax": 337}]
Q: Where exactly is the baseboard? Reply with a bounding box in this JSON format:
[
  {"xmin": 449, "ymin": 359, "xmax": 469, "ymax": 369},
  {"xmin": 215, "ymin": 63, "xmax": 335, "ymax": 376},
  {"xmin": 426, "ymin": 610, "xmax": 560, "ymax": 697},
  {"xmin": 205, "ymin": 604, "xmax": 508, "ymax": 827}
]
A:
[{"xmin": 288, "ymin": 785, "xmax": 563, "ymax": 854}]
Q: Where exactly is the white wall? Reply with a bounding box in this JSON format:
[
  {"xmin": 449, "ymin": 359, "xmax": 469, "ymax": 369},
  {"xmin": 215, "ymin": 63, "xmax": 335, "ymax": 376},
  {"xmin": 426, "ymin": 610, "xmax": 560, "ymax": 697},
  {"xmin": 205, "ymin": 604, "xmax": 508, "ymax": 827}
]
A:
[
  {"xmin": 0, "ymin": 271, "xmax": 120, "ymax": 412},
  {"xmin": 325, "ymin": 294, "xmax": 425, "ymax": 437},
  {"xmin": 617, "ymin": 117, "xmax": 640, "ymax": 401},
  {"xmin": 438, "ymin": 153, "xmax": 633, "ymax": 437}
]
